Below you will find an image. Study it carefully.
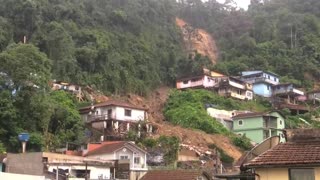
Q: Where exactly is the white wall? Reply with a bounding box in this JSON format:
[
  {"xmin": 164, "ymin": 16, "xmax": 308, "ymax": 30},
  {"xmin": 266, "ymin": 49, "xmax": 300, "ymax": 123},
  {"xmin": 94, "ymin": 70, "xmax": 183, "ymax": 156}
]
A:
[
  {"xmin": 0, "ymin": 172, "xmax": 45, "ymax": 180},
  {"xmin": 87, "ymin": 147, "xmax": 147, "ymax": 171},
  {"xmin": 114, "ymin": 107, "xmax": 145, "ymax": 122},
  {"xmin": 48, "ymin": 165, "xmax": 110, "ymax": 179},
  {"xmin": 83, "ymin": 105, "xmax": 146, "ymax": 122}
]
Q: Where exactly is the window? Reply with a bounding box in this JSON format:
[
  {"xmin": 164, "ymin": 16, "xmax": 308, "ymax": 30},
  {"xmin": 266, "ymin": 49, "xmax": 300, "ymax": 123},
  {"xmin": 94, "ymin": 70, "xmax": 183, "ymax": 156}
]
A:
[
  {"xmin": 289, "ymin": 169, "xmax": 315, "ymax": 180},
  {"xmin": 125, "ymin": 109, "xmax": 131, "ymax": 117},
  {"xmin": 274, "ymin": 77, "xmax": 277, "ymax": 82},
  {"xmin": 280, "ymin": 120, "xmax": 282, "ymax": 125},
  {"xmin": 134, "ymin": 157, "xmax": 140, "ymax": 164},
  {"xmin": 246, "ymin": 91, "xmax": 252, "ymax": 97},
  {"xmin": 120, "ymin": 155, "xmax": 129, "ymax": 160},
  {"xmin": 268, "ymin": 75, "xmax": 270, "ymax": 79},
  {"xmin": 238, "ymin": 120, "xmax": 243, "ymax": 126},
  {"xmin": 183, "ymin": 80, "xmax": 188, "ymax": 84},
  {"xmin": 267, "ymin": 85, "xmax": 270, "ymax": 90}
]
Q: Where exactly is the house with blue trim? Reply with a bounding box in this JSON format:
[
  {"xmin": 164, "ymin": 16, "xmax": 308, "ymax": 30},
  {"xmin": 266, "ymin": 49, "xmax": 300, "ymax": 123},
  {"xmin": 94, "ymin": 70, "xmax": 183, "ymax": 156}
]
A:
[{"xmin": 241, "ymin": 71, "xmax": 279, "ymax": 97}]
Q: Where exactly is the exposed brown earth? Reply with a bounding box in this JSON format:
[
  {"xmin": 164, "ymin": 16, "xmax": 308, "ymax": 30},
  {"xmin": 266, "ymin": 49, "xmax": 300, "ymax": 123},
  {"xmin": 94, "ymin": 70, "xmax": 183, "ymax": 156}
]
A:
[
  {"xmin": 176, "ymin": 17, "xmax": 218, "ymax": 64},
  {"xmin": 125, "ymin": 86, "xmax": 243, "ymax": 160}
]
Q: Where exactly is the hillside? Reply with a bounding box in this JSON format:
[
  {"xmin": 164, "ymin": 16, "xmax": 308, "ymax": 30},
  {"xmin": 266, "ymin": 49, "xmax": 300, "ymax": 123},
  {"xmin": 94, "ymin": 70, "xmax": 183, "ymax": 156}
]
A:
[
  {"xmin": 1, "ymin": 0, "xmax": 320, "ymax": 161},
  {"xmin": 126, "ymin": 86, "xmax": 242, "ymax": 160},
  {"xmin": 176, "ymin": 18, "xmax": 218, "ymax": 64}
]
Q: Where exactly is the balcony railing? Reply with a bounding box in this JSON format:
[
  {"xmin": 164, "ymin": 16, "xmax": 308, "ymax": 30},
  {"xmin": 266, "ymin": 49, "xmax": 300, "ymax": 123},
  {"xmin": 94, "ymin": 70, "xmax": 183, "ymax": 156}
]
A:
[
  {"xmin": 87, "ymin": 114, "xmax": 112, "ymax": 122},
  {"xmin": 243, "ymin": 77, "xmax": 278, "ymax": 85}
]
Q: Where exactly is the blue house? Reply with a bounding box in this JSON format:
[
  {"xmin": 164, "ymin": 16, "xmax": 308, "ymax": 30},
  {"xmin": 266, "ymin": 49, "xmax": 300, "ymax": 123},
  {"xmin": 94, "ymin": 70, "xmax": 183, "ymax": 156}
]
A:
[{"xmin": 241, "ymin": 71, "xmax": 279, "ymax": 97}]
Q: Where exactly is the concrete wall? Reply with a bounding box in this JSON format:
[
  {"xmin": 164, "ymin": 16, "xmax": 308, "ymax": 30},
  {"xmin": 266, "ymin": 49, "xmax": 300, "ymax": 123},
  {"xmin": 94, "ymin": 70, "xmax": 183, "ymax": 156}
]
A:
[
  {"xmin": 0, "ymin": 172, "xmax": 45, "ymax": 180},
  {"xmin": 233, "ymin": 117, "xmax": 263, "ymax": 130},
  {"xmin": 114, "ymin": 107, "xmax": 145, "ymax": 122},
  {"xmin": 255, "ymin": 167, "xmax": 320, "ymax": 180},
  {"xmin": 253, "ymin": 83, "xmax": 272, "ymax": 97},
  {"xmin": 6, "ymin": 153, "xmax": 43, "ymax": 176},
  {"xmin": 176, "ymin": 75, "xmax": 219, "ymax": 89},
  {"xmin": 48, "ymin": 165, "xmax": 111, "ymax": 179}
]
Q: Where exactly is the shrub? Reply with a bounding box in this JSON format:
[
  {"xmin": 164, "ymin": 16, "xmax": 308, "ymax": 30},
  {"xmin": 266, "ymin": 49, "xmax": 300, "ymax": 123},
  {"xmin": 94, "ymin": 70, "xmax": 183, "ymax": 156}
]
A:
[{"xmin": 231, "ymin": 135, "xmax": 253, "ymax": 151}]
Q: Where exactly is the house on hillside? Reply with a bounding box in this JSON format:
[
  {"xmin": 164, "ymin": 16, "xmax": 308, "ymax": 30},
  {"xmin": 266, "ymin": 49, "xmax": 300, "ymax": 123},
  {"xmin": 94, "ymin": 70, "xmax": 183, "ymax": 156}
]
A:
[
  {"xmin": 206, "ymin": 108, "xmax": 252, "ymax": 130},
  {"xmin": 176, "ymin": 71, "xmax": 225, "ymax": 90},
  {"xmin": 307, "ymin": 90, "xmax": 320, "ymax": 104},
  {"xmin": 241, "ymin": 71, "xmax": 279, "ymax": 97},
  {"xmin": 84, "ymin": 141, "xmax": 148, "ymax": 180},
  {"xmin": 216, "ymin": 77, "xmax": 253, "ymax": 101},
  {"xmin": 243, "ymin": 129, "xmax": 320, "ymax": 180},
  {"xmin": 79, "ymin": 100, "xmax": 152, "ymax": 140},
  {"xmin": 271, "ymin": 83, "xmax": 308, "ymax": 114},
  {"xmin": 51, "ymin": 81, "xmax": 84, "ymax": 101},
  {"xmin": 232, "ymin": 111, "xmax": 285, "ymax": 144},
  {"xmin": 141, "ymin": 170, "xmax": 212, "ymax": 180}
]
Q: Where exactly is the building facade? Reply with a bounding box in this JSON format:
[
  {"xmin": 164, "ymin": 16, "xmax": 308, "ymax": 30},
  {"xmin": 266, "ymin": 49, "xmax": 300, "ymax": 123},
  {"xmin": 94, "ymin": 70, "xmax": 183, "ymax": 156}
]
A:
[
  {"xmin": 79, "ymin": 100, "xmax": 151, "ymax": 140},
  {"xmin": 217, "ymin": 77, "xmax": 253, "ymax": 101},
  {"xmin": 84, "ymin": 141, "xmax": 148, "ymax": 180},
  {"xmin": 232, "ymin": 111, "xmax": 285, "ymax": 144},
  {"xmin": 241, "ymin": 71, "xmax": 279, "ymax": 97}
]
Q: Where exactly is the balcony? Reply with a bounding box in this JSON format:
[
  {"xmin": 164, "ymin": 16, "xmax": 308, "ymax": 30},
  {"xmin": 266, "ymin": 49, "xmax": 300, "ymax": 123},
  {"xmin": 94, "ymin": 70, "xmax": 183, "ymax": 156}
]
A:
[
  {"xmin": 87, "ymin": 114, "xmax": 112, "ymax": 123},
  {"xmin": 225, "ymin": 92, "xmax": 246, "ymax": 100},
  {"xmin": 243, "ymin": 77, "xmax": 278, "ymax": 85},
  {"xmin": 273, "ymin": 88, "xmax": 304, "ymax": 96}
]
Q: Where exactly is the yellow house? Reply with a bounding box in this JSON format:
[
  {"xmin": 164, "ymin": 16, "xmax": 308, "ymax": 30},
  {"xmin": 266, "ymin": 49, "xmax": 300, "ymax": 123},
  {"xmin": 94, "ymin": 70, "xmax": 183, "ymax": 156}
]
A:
[{"xmin": 244, "ymin": 129, "xmax": 320, "ymax": 180}]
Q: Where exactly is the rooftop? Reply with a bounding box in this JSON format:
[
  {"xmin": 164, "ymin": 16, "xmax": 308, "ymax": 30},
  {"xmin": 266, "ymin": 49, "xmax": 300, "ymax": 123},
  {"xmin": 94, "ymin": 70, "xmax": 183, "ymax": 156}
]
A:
[
  {"xmin": 140, "ymin": 170, "xmax": 211, "ymax": 180},
  {"xmin": 232, "ymin": 111, "xmax": 282, "ymax": 120},
  {"xmin": 84, "ymin": 141, "xmax": 146, "ymax": 157},
  {"xmin": 79, "ymin": 100, "xmax": 147, "ymax": 112},
  {"xmin": 245, "ymin": 129, "xmax": 320, "ymax": 168}
]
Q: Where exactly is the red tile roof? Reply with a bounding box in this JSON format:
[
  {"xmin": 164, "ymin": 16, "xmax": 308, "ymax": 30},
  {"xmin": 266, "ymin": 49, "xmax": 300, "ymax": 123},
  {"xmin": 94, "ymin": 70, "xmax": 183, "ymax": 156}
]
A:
[
  {"xmin": 244, "ymin": 140, "xmax": 320, "ymax": 168},
  {"xmin": 79, "ymin": 100, "xmax": 147, "ymax": 112},
  {"xmin": 140, "ymin": 170, "xmax": 211, "ymax": 180},
  {"xmin": 84, "ymin": 141, "xmax": 146, "ymax": 157}
]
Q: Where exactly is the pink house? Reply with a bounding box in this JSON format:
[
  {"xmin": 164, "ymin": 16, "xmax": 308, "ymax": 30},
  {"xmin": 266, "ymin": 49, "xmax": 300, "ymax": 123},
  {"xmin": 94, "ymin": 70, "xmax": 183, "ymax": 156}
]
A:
[{"xmin": 176, "ymin": 71, "xmax": 225, "ymax": 90}]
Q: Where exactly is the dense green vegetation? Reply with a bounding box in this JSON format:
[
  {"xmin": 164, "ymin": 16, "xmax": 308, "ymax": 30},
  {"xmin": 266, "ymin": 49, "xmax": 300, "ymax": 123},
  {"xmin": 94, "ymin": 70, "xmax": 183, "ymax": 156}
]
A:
[
  {"xmin": 2, "ymin": 0, "xmax": 320, "ymax": 153},
  {"xmin": 0, "ymin": 46, "xmax": 84, "ymax": 152},
  {"xmin": 179, "ymin": 0, "xmax": 320, "ymax": 88},
  {"xmin": 0, "ymin": 0, "xmax": 187, "ymax": 95},
  {"xmin": 164, "ymin": 89, "xmax": 270, "ymax": 135},
  {"xmin": 163, "ymin": 89, "xmax": 259, "ymax": 150}
]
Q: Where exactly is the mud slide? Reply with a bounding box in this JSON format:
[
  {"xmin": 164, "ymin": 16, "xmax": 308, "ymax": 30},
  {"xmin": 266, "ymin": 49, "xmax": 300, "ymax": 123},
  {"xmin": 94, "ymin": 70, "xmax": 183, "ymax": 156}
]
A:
[{"xmin": 176, "ymin": 17, "xmax": 219, "ymax": 64}]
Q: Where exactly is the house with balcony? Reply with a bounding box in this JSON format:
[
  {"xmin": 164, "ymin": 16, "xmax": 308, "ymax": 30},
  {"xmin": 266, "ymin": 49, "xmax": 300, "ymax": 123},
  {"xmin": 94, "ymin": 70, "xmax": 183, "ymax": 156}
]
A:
[
  {"xmin": 271, "ymin": 83, "xmax": 308, "ymax": 114},
  {"xmin": 84, "ymin": 141, "xmax": 148, "ymax": 180},
  {"xmin": 79, "ymin": 100, "xmax": 151, "ymax": 140},
  {"xmin": 241, "ymin": 71, "xmax": 279, "ymax": 97},
  {"xmin": 216, "ymin": 77, "xmax": 253, "ymax": 101},
  {"xmin": 176, "ymin": 71, "xmax": 226, "ymax": 90},
  {"xmin": 232, "ymin": 111, "xmax": 285, "ymax": 144}
]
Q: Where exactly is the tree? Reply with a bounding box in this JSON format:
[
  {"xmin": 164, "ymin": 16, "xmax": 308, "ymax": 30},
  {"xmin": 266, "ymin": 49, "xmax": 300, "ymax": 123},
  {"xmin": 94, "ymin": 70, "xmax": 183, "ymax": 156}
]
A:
[{"xmin": 0, "ymin": 43, "xmax": 51, "ymax": 89}]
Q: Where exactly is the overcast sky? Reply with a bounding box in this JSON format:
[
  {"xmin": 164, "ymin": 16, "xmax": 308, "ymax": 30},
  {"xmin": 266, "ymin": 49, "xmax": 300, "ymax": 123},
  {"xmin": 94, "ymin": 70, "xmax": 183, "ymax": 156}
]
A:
[{"xmin": 216, "ymin": 0, "xmax": 251, "ymax": 10}]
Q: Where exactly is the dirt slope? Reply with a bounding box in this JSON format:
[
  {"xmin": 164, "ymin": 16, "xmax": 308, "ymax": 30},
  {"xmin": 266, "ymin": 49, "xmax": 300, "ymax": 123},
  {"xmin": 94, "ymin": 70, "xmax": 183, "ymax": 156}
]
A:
[
  {"xmin": 176, "ymin": 17, "xmax": 218, "ymax": 64},
  {"xmin": 127, "ymin": 86, "xmax": 243, "ymax": 160}
]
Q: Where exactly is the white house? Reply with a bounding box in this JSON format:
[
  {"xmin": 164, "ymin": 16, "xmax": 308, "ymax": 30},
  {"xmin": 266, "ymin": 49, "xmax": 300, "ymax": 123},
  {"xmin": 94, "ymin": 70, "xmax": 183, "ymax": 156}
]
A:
[
  {"xmin": 84, "ymin": 141, "xmax": 148, "ymax": 180},
  {"xmin": 79, "ymin": 100, "xmax": 150, "ymax": 138}
]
